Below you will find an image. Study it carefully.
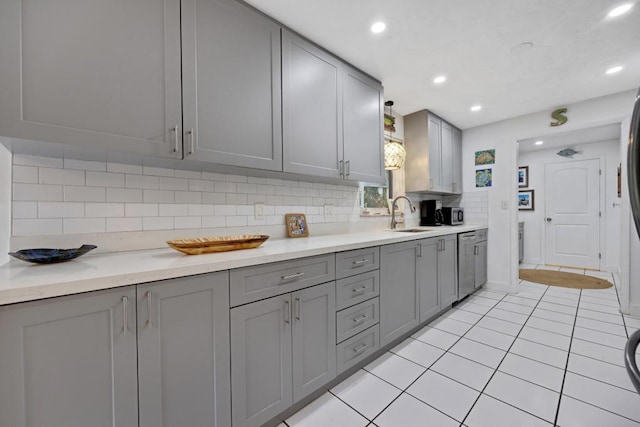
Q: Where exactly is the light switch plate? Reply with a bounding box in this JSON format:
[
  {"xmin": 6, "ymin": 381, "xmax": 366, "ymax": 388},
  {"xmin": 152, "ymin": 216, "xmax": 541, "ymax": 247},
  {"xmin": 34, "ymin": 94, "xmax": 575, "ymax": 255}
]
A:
[
  {"xmin": 254, "ymin": 203, "xmax": 265, "ymax": 220},
  {"xmin": 501, "ymin": 200, "xmax": 509, "ymax": 209},
  {"xmin": 324, "ymin": 204, "xmax": 335, "ymax": 220}
]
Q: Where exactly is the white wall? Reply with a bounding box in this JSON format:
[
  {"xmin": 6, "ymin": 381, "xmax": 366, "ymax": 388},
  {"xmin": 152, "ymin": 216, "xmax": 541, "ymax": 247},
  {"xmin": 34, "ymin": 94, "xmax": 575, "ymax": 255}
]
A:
[
  {"xmin": 462, "ymin": 89, "xmax": 637, "ymax": 293},
  {"xmin": 0, "ymin": 143, "xmax": 11, "ymax": 266},
  {"xmin": 518, "ymin": 139, "xmax": 620, "ymax": 271}
]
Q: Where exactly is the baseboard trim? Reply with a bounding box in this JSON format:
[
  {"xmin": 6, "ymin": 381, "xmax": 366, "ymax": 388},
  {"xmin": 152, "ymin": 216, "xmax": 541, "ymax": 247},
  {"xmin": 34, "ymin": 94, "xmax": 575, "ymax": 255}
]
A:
[
  {"xmin": 522, "ymin": 258, "xmax": 542, "ymax": 265},
  {"xmin": 484, "ymin": 281, "xmax": 515, "ymax": 294}
]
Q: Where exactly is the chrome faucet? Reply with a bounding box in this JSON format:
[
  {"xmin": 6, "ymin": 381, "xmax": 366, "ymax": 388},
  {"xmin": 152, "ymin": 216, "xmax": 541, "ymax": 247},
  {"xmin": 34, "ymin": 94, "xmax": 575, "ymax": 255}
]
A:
[{"xmin": 390, "ymin": 196, "xmax": 416, "ymax": 229}]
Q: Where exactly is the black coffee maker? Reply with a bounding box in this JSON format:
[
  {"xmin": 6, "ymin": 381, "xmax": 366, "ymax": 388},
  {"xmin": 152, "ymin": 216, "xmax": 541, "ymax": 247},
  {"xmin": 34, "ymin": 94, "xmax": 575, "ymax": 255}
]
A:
[{"xmin": 420, "ymin": 200, "xmax": 443, "ymax": 226}]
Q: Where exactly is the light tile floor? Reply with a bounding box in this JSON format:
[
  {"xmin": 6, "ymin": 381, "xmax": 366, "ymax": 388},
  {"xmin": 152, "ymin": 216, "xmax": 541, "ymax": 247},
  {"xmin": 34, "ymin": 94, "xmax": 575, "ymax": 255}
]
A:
[{"xmin": 279, "ymin": 266, "xmax": 640, "ymax": 427}]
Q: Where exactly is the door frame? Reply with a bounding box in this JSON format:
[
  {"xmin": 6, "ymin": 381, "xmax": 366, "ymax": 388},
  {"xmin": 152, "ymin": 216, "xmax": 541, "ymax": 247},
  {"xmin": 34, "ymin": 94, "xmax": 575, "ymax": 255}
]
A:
[{"xmin": 541, "ymin": 156, "xmax": 606, "ymax": 270}]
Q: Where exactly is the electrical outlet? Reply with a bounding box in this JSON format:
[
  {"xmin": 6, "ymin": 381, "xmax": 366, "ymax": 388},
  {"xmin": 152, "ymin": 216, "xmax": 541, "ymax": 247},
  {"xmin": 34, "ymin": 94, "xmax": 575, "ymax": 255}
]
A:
[
  {"xmin": 324, "ymin": 204, "xmax": 335, "ymax": 220},
  {"xmin": 254, "ymin": 202, "xmax": 265, "ymax": 220}
]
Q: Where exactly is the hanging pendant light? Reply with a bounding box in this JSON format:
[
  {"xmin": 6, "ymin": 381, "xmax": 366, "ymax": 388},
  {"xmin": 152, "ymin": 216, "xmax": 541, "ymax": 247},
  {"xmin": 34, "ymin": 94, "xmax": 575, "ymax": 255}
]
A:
[{"xmin": 383, "ymin": 101, "xmax": 406, "ymax": 170}]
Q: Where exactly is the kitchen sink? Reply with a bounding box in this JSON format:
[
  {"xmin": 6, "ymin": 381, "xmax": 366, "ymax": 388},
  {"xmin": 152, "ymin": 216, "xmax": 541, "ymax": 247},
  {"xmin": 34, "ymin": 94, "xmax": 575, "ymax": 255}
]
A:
[{"xmin": 393, "ymin": 227, "xmax": 441, "ymax": 233}]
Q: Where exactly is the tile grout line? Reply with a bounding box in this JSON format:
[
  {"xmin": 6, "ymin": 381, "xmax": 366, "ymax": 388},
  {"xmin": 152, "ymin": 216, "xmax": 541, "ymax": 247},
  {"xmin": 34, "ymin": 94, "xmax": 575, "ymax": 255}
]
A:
[
  {"xmin": 552, "ymin": 287, "xmax": 582, "ymax": 426},
  {"xmin": 460, "ymin": 285, "xmax": 554, "ymax": 426}
]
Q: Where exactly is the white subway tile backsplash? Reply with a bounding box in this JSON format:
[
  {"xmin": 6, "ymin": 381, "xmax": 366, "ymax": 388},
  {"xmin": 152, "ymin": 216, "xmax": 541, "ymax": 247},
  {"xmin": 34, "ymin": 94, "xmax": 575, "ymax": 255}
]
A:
[
  {"xmin": 38, "ymin": 202, "xmax": 84, "ymax": 218},
  {"xmin": 12, "ymin": 202, "xmax": 38, "ymax": 219},
  {"xmin": 126, "ymin": 174, "xmax": 159, "ymax": 189},
  {"xmin": 10, "ymin": 155, "xmax": 362, "ymax": 236},
  {"xmin": 65, "ymin": 186, "xmax": 106, "ymax": 202},
  {"xmin": 125, "ymin": 204, "xmax": 158, "ymax": 217},
  {"xmin": 63, "ymin": 218, "xmax": 105, "ymax": 234},
  {"xmin": 143, "ymin": 190, "xmax": 174, "ymax": 204},
  {"xmin": 86, "ymin": 171, "xmax": 124, "ymax": 188},
  {"xmin": 107, "ymin": 188, "xmax": 143, "ymax": 203},
  {"xmin": 64, "ymin": 158, "xmax": 106, "ymax": 172},
  {"xmin": 107, "ymin": 162, "xmax": 143, "ymax": 174},
  {"xmin": 143, "ymin": 217, "xmax": 174, "ymax": 231},
  {"xmin": 107, "ymin": 217, "xmax": 143, "ymax": 232},
  {"xmin": 13, "ymin": 165, "xmax": 38, "ymax": 183},
  {"xmin": 13, "ymin": 183, "xmax": 63, "ymax": 201},
  {"xmin": 39, "ymin": 168, "xmax": 84, "ymax": 185},
  {"xmin": 14, "ymin": 218, "xmax": 63, "ymax": 236},
  {"xmin": 85, "ymin": 203, "xmax": 125, "ymax": 218}
]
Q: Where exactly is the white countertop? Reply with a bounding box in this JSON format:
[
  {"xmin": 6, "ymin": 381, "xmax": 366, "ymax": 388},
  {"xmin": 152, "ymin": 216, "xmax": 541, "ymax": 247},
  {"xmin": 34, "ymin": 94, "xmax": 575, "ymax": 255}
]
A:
[{"xmin": 0, "ymin": 225, "xmax": 485, "ymax": 306}]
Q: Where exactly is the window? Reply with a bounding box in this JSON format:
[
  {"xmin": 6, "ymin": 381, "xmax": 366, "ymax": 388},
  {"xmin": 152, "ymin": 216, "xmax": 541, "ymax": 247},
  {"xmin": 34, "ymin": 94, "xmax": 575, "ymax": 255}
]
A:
[{"xmin": 360, "ymin": 171, "xmax": 393, "ymax": 215}]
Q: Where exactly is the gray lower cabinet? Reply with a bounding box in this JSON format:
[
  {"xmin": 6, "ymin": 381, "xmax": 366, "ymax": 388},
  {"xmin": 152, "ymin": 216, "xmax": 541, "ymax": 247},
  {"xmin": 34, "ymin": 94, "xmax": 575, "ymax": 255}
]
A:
[
  {"xmin": 0, "ymin": 0, "xmax": 183, "ymax": 158},
  {"xmin": 231, "ymin": 282, "xmax": 336, "ymax": 427},
  {"xmin": 0, "ymin": 287, "xmax": 139, "ymax": 427},
  {"xmin": 475, "ymin": 239, "xmax": 488, "ymax": 287},
  {"xmin": 438, "ymin": 235, "xmax": 458, "ymax": 308},
  {"xmin": 137, "ymin": 272, "xmax": 231, "ymax": 427},
  {"xmin": 417, "ymin": 238, "xmax": 440, "ymax": 322},
  {"xmin": 182, "ymin": 0, "xmax": 282, "ymax": 170},
  {"xmin": 282, "ymin": 30, "xmax": 342, "ymax": 178},
  {"xmin": 342, "ymin": 66, "xmax": 384, "ymax": 184},
  {"xmin": 380, "ymin": 240, "xmax": 420, "ymax": 346}
]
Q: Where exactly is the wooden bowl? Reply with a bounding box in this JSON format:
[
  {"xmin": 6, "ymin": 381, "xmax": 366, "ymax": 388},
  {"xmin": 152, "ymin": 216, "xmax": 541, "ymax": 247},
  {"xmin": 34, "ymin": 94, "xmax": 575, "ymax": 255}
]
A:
[{"xmin": 166, "ymin": 235, "xmax": 269, "ymax": 255}]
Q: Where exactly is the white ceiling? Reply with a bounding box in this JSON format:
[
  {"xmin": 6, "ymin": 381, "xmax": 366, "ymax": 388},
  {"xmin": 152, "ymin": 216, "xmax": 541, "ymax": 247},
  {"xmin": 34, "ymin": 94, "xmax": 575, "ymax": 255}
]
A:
[
  {"xmin": 245, "ymin": 0, "xmax": 640, "ymax": 129},
  {"xmin": 518, "ymin": 123, "xmax": 621, "ymax": 152}
]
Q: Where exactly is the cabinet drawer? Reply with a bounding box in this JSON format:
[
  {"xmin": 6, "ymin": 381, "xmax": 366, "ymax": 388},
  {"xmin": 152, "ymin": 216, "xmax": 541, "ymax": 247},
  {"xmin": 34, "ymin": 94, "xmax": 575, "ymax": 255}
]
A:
[
  {"xmin": 336, "ymin": 270, "xmax": 379, "ymax": 310},
  {"xmin": 230, "ymin": 254, "xmax": 335, "ymax": 307},
  {"xmin": 336, "ymin": 324, "xmax": 379, "ymax": 374},
  {"xmin": 336, "ymin": 297, "xmax": 379, "ymax": 343},
  {"xmin": 335, "ymin": 247, "xmax": 379, "ymax": 279},
  {"xmin": 476, "ymin": 229, "xmax": 488, "ymax": 240}
]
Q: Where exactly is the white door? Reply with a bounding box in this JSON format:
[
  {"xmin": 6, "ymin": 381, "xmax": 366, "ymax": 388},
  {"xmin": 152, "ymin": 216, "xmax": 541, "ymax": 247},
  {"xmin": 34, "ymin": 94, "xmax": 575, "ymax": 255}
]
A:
[{"xmin": 544, "ymin": 159, "xmax": 600, "ymax": 269}]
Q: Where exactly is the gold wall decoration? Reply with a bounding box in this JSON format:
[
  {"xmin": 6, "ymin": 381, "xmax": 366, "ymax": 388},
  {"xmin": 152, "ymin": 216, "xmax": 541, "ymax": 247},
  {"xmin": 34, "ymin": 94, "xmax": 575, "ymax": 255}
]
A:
[{"xmin": 550, "ymin": 107, "xmax": 568, "ymax": 127}]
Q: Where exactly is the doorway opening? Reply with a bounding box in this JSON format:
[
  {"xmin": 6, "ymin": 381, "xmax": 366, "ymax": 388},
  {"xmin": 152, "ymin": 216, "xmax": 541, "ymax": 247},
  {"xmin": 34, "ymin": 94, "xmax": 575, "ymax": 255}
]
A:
[{"xmin": 516, "ymin": 124, "xmax": 622, "ymax": 272}]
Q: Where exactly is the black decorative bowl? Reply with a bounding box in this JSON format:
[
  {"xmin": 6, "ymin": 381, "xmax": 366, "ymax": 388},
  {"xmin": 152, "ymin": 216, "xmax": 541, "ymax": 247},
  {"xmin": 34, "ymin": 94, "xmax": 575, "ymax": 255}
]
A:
[{"xmin": 9, "ymin": 245, "xmax": 97, "ymax": 264}]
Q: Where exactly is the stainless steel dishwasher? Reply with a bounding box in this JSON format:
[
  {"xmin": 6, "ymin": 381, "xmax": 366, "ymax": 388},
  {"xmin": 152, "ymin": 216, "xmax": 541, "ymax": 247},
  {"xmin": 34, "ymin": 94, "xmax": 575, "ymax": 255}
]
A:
[{"xmin": 458, "ymin": 232, "xmax": 476, "ymax": 299}]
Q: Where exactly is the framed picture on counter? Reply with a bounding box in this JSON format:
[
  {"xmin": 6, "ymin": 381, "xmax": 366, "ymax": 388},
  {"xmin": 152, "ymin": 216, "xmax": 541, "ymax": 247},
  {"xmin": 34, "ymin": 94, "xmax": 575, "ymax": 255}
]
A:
[
  {"xmin": 518, "ymin": 166, "xmax": 529, "ymax": 188},
  {"xmin": 285, "ymin": 213, "xmax": 309, "ymax": 238},
  {"xmin": 518, "ymin": 190, "xmax": 535, "ymax": 210}
]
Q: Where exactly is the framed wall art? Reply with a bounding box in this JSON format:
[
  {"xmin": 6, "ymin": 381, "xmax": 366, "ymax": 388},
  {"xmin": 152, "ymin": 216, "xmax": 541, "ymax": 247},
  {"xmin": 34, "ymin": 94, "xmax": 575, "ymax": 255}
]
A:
[
  {"xmin": 475, "ymin": 168, "xmax": 492, "ymax": 188},
  {"xmin": 518, "ymin": 166, "xmax": 529, "ymax": 188},
  {"xmin": 475, "ymin": 149, "xmax": 495, "ymax": 165},
  {"xmin": 518, "ymin": 190, "xmax": 535, "ymax": 211},
  {"xmin": 285, "ymin": 213, "xmax": 309, "ymax": 238}
]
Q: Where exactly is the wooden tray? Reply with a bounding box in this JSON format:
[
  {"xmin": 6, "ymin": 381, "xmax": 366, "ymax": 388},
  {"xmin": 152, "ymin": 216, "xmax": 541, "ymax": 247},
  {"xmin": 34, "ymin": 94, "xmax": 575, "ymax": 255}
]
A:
[{"xmin": 167, "ymin": 235, "xmax": 269, "ymax": 255}]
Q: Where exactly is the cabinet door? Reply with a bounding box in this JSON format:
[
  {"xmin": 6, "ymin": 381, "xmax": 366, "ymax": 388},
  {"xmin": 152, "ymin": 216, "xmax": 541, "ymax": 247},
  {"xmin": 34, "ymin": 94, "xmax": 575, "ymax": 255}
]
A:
[
  {"xmin": 282, "ymin": 30, "xmax": 343, "ymax": 178},
  {"xmin": 231, "ymin": 294, "xmax": 292, "ymax": 427},
  {"xmin": 138, "ymin": 272, "xmax": 230, "ymax": 427},
  {"xmin": 439, "ymin": 236, "xmax": 458, "ymax": 307},
  {"xmin": 475, "ymin": 240, "xmax": 488, "ymax": 287},
  {"xmin": 182, "ymin": 0, "xmax": 282, "ymax": 170},
  {"xmin": 0, "ymin": 0, "xmax": 182, "ymax": 158},
  {"xmin": 380, "ymin": 241, "xmax": 419, "ymax": 346},
  {"xmin": 427, "ymin": 115, "xmax": 442, "ymax": 191},
  {"xmin": 0, "ymin": 287, "xmax": 138, "ymax": 427},
  {"xmin": 418, "ymin": 238, "xmax": 440, "ymax": 322},
  {"xmin": 343, "ymin": 66, "xmax": 384, "ymax": 184},
  {"xmin": 440, "ymin": 121, "xmax": 453, "ymax": 193},
  {"xmin": 292, "ymin": 283, "xmax": 336, "ymax": 402},
  {"xmin": 452, "ymin": 127, "xmax": 463, "ymax": 194}
]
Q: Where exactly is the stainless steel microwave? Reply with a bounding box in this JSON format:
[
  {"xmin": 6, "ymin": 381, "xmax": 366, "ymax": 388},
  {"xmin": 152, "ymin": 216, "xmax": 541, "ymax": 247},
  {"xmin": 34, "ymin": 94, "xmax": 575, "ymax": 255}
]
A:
[{"xmin": 442, "ymin": 207, "xmax": 464, "ymax": 225}]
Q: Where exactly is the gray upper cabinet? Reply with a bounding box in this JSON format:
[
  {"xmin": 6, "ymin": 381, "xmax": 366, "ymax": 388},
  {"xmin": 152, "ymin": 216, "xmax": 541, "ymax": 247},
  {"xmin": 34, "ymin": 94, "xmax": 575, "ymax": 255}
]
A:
[
  {"xmin": 182, "ymin": 0, "xmax": 282, "ymax": 170},
  {"xmin": 137, "ymin": 272, "xmax": 231, "ymax": 427},
  {"xmin": 292, "ymin": 282, "xmax": 336, "ymax": 402},
  {"xmin": 380, "ymin": 240, "xmax": 420, "ymax": 346},
  {"xmin": 438, "ymin": 235, "xmax": 458, "ymax": 308},
  {"xmin": 0, "ymin": 0, "xmax": 183, "ymax": 158},
  {"xmin": 0, "ymin": 287, "xmax": 138, "ymax": 427},
  {"xmin": 282, "ymin": 30, "xmax": 342, "ymax": 178},
  {"xmin": 231, "ymin": 294, "xmax": 293, "ymax": 427},
  {"xmin": 342, "ymin": 66, "xmax": 385, "ymax": 184},
  {"xmin": 404, "ymin": 110, "xmax": 462, "ymax": 194},
  {"xmin": 452, "ymin": 127, "xmax": 463, "ymax": 194},
  {"xmin": 417, "ymin": 238, "xmax": 440, "ymax": 322}
]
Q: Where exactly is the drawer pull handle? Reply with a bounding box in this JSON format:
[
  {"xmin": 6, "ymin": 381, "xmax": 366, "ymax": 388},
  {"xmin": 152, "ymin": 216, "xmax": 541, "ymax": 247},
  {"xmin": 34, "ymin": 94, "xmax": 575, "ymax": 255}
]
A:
[
  {"xmin": 352, "ymin": 286, "xmax": 368, "ymax": 295},
  {"xmin": 281, "ymin": 272, "xmax": 305, "ymax": 282},
  {"xmin": 352, "ymin": 343, "xmax": 368, "ymax": 355},
  {"xmin": 352, "ymin": 314, "xmax": 368, "ymax": 324},
  {"xmin": 352, "ymin": 259, "xmax": 367, "ymax": 267}
]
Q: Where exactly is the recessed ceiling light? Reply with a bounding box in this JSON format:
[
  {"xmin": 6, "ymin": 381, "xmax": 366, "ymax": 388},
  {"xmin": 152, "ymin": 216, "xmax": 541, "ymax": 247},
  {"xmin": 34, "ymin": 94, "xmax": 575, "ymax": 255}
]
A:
[
  {"xmin": 470, "ymin": 105, "xmax": 482, "ymax": 112},
  {"xmin": 371, "ymin": 22, "xmax": 386, "ymax": 34},
  {"xmin": 606, "ymin": 65, "xmax": 623, "ymax": 74},
  {"xmin": 433, "ymin": 75, "xmax": 447, "ymax": 84},
  {"xmin": 535, "ymin": 140, "xmax": 544, "ymax": 145},
  {"xmin": 608, "ymin": 3, "xmax": 633, "ymax": 17}
]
